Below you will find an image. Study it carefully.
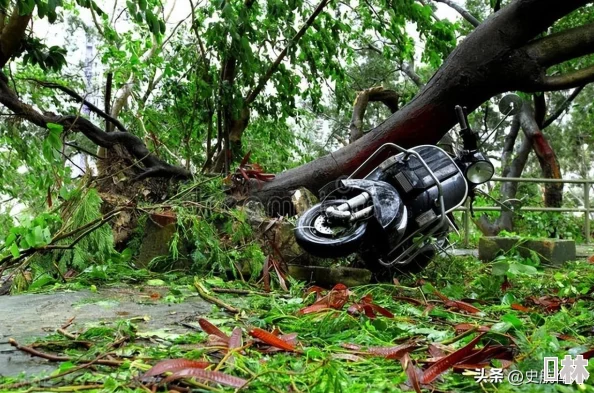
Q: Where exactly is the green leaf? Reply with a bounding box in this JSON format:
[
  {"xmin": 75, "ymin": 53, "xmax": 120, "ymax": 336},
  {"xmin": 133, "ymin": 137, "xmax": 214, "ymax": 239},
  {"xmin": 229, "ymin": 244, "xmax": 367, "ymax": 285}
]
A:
[
  {"xmin": 501, "ymin": 313, "xmax": 523, "ymax": 329},
  {"xmin": 10, "ymin": 243, "xmax": 20, "ymax": 259},
  {"xmin": 492, "ymin": 261, "xmax": 509, "ymax": 276}
]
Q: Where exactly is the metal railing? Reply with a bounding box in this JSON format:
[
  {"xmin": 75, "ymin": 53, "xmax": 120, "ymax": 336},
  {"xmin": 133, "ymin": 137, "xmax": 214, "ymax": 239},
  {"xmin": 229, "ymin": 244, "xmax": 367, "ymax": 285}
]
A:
[{"xmin": 455, "ymin": 176, "xmax": 593, "ymax": 246}]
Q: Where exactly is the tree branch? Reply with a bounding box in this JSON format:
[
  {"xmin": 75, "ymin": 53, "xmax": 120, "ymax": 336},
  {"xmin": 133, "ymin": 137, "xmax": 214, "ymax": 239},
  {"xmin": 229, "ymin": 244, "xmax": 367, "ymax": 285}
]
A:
[
  {"xmin": 400, "ymin": 61, "xmax": 424, "ymax": 87},
  {"xmin": 537, "ymin": 64, "xmax": 594, "ymax": 91},
  {"xmin": 525, "ymin": 22, "xmax": 594, "ymax": 67},
  {"xmin": 245, "ymin": 0, "xmax": 331, "ymax": 105},
  {"xmin": 0, "ymin": 74, "xmax": 191, "ymax": 181},
  {"xmin": 433, "ymin": 0, "xmax": 480, "ymax": 27},
  {"xmin": 542, "ymin": 84, "xmax": 586, "ymax": 128},
  {"xmin": 27, "ymin": 79, "xmax": 128, "ymax": 132},
  {"xmin": 0, "ymin": 7, "xmax": 32, "ymax": 67},
  {"xmin": 350, "ymin": 87, "xmax": 399, "ymax": 143}
]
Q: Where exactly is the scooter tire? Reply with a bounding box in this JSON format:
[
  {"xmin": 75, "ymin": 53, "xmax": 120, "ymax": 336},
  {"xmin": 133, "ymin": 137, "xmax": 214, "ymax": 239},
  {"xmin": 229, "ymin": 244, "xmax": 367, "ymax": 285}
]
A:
[{"xmin": 295, "ymin": 201, "xmax": 367, "ymax": 259}]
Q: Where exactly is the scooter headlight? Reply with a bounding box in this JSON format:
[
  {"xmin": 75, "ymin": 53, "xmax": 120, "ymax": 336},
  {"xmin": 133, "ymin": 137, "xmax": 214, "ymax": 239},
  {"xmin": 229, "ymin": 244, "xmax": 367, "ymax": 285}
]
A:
[{"xmin": 466, "ymin": 160, "xmax": 495, "ymax": 185}]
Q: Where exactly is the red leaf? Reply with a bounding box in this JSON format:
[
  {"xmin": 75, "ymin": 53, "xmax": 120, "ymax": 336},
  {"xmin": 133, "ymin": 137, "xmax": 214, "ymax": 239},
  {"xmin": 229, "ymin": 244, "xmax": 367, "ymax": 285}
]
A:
[
  {"xmin": 229, "ymin": 327, "xmax": 243, "ymax": 350},
  {"xmin": 361, "ymin": 294, "xmax": 373, "ymax": 303},
  {"xmin": 271, "ymin": 258, "xmax": 288, "ymax": 291},
  {"xmin": 249, "ymin": 328, "xmax": 295, "ymax": 352},
  {"xmin": 262, "ymin": 256, "xmax": 271, "ymax": 292},
  {"xmin": 511, "ymin": 303, "xmax": 530, "ymax": 312},
  {"xmin": 428, "ymin": 344, "xmax": 446, "ymax": 358},
  {"xmin": 433, "ymin": 290, "xmax": 450, "ymax": 302},
  {"xmin": 581, "ymin": 348, "xmax": 594, "ymax": 360},
  {"xmin": 298, "ymin": 283, "xmax": 350, "ymax": 314},
  {"xmin": 393, "ymin": 296, "xmax": 426, "ymax": 306},
  {"xmin": 367, "ymin": 343, "xmax": 417, "ymax": 360},
  {"xmin": 306, "ymin": 285, "xmax": 326, "ymax": 300},
  {"xmin": 347, "ymin": 303, "xmax": 364, "ymax": 315},
  {"xmin": 239, "ymin": 150, "xmax": 252, "ymax": 167},
  {"xmin": 368, "ymin": 304, "xmax": 394, "ymax": 318},
  {"xmin": 163, "ymin": 368, "xmax": 247, "ymax": 388},
  {"xmin": 454, "ymin": 323, "xmax": 491, "ymax": 333},
  {"xmin": 143, "ymin": 359, "xmax": 210, "ymax": 378},
  {"xmin": 420, "ymin": 333, "xmax": 485, "ymax": 384},
  {"xmin": 279, "ymin": 333, "xmax": 298, "ymax": 345},
  {"xmin": 198, "ymin": 319, "xmax": 229, "ymax": 342},
  {"xmin": 501, "ymin": 277, "xmax": 512, "ymax": 292},
  {"xmin": 400, "ymin": 353, "xmax": 422, "ymax": 393},
  {"xmin": 363, "ymin": 304, "xmax": 377, "ymax": 319},
  {"xmin": 445, "ymin": 300, "xmax": 481, "ymax": 314},
  {"xmin": 298, "ymin": 303, "xmax": 332, "ymax": 315}
]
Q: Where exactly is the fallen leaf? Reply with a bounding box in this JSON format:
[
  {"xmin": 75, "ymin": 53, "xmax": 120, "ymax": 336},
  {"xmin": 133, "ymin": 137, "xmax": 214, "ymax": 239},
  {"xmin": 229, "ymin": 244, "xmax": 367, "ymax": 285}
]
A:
[
  {"xmin": 444, "ymin": 300, "xmax": 481, "ymax": 314},
  {"xmin": 367, "ymin": 343, "xmax": 417, "ymax": 360},
  {"xmin": 428, "ymin": 344, "xmax": 446, "ymax": 358},
  {"xmin": 420, "ymin": 333, "xmax": 485, "ymax": 384},
  {"xmin": 332, "ymin": 353, "xmax": 365, "ymax": 362},
  {"xmin": 249, "ymin": 328, "xmax": 296, "ymax": 352},
  {"xmin": 510, "ymin": 303, "xmax": 530, "ymax": 312},
  {"xmin": 454, "ymin": 323, "xmax": 491, "ymax": 333},
  {"xmin": 198, "ymin": 319, "xmax": 229, "ymax": 343},
  {"xmin": 581, "ymin": 348, "xmax": 594, "ymax": 359},
  {"xmin": 143, "ymin": 359, "xmax": 210, "ymax": 378},
  {"xmin": 400, "ymin": 353, "xmax": 422, "ymax": 393},
  {"xmin": 162, "ymin": 368, "xmax": 247, "ymax": 388},
  {"xmin": 229, "ymin": 327, "xmax": 243, "ymax": 350}
]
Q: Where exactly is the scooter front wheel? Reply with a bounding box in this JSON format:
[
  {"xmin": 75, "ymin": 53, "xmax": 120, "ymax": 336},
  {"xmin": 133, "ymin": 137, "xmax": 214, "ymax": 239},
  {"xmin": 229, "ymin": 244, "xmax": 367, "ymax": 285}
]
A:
[{"xmin": 295, "ymin": 200, "xmax": 368, "ymax": 258}]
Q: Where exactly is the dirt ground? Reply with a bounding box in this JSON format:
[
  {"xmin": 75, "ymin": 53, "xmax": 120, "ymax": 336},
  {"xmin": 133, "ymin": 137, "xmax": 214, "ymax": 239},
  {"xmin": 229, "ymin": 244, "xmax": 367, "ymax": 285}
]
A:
[{"xmin": 0, "ymin": 287, "xmax": 210, "ymax": 377}]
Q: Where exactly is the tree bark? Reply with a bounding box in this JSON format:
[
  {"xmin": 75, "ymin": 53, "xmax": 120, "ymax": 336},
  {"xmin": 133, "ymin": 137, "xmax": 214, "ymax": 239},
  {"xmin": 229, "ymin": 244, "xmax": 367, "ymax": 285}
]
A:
[
  {"xmin": 519, "ymin": 104, "xmax": 563, "ymax": 207},
  {"xmin": 350, "ymin": 87, "xmax": 399, "ymax": 143},
  {"xmin": 253, "ymin": 0, "xmax": 593, "ymax": 214}
]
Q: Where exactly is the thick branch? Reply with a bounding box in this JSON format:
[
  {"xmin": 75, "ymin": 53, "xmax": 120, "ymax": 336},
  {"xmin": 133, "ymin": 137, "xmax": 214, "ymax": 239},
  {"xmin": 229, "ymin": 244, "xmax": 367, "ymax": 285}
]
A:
[
  {"xmin": 0, "ymin": 74, "xmax": 191, "ymax": 181},
  {"xmin": 400, "ymin": 61, "xmax": 424, "ymax": 87},
  {"xmin": 542, "ymin": 84, "xmax": 586, "ymax": 128},
  {"xmin": 245, "ymin": 0, "xmax": 330, "ymax": 105},
  {"xmin": 537, "ymin": 65, "xmax": 594, "ymax": 91},
  {"xmin": 433, "ymin": 0, "xmax": 480, "ymax": 27},
  {"xmin": 519, "ymin": 104, "xmax": 563, "ymax": 207},
  {"xmin": 29, "ymin": 79, "xmax": 127, "ymax": 132},
  {"xmin": 0, "ymin": 7, "xmax": 31, "ymax": 67},
  {"xmin": 526, "ymin": 22, "xmax": 594, "ymax": 67},
  {"xmin": 350, "ymin": 87, "xmax": 399, "ymax": 143}
]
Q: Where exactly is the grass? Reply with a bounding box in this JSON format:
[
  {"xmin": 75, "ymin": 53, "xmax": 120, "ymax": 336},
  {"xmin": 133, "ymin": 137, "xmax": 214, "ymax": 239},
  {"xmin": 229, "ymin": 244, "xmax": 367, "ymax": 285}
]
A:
[{"xmin": 1, "ymin": 254, "xmax": 594, "ymax": 393}]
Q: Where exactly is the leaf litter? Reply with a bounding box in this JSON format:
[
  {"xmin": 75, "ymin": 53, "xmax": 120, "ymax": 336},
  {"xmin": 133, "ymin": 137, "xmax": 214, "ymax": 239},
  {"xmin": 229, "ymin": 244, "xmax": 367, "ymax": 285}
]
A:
[{"xmin": 2, "ymin": 256, "xmax": 594, "ymax": 392}]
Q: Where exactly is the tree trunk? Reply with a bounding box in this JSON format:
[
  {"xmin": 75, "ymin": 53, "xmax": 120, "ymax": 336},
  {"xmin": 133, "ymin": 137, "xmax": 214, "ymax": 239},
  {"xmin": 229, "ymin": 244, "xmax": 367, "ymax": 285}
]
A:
[
  {"xmin": 519, "ymin": 105, "xmax": 563, "ymax": 207},
  {"xmin": 253, "ymin": 0, "xmax": 591, "ymax": 214},
  {"xmin": 476, "ymin": 116, "xmax": 530, "ymax": 235}
]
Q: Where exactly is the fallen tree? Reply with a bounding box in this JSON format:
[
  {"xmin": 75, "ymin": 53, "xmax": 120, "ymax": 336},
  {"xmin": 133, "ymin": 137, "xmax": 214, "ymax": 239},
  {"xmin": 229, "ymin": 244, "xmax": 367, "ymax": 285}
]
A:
[{"xmin": 254, "ymin": 0, "xmax": 594, "ymax": 214}]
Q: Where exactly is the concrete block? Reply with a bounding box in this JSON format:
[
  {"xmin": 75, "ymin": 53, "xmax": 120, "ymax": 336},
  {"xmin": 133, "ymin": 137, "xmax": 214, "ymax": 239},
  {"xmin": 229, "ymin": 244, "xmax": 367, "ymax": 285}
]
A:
[{"xmin": 478, "ymin": 236, "xmax": 576, "ymax": 265}]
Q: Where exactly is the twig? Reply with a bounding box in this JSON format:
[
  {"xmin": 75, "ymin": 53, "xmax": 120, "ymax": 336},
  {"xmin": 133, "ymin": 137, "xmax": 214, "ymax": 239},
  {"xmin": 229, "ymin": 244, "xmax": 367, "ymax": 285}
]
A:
[
  {"xmin": 0, "ymin": 340, "xmax": 121, "ymax": 390},
  {"xmin": 194, "ymin": 281, "xmax": 240, "ymax": 314},
  {"xmin": 211, "ymin": 287, "xmax": 274, "ymax": 297},
  {"xmin": 7, "ymin": 338, "xmax": 123, "ymax": 366}
]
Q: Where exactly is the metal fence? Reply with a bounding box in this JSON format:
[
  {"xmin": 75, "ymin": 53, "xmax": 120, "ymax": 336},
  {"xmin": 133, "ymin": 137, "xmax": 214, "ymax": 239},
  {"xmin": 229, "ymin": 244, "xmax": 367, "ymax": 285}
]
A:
[{"xmin": 455, "ymin": 177, "xmax": 593, "ymax": 247}]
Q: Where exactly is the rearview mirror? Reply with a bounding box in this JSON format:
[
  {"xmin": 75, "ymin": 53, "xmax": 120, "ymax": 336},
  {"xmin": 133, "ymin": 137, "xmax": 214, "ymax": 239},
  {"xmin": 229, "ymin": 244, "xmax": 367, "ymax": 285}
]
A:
[{"xmin": 498, "ymin": 94, "xmax": 523, "ymax": 116}]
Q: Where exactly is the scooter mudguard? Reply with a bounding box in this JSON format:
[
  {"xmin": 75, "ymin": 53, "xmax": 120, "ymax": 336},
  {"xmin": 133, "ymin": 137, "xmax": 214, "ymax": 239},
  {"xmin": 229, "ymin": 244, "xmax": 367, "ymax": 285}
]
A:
[{"xmin": 329, "ymin": 179, "xmax": 404, "ymax": 230}]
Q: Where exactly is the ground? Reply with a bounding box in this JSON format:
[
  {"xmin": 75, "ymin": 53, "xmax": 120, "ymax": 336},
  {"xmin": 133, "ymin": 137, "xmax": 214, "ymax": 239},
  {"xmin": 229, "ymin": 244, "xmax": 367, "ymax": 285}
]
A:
[{"xmin": 0, "ymin": 252, "xmax": 594, "ymax": 392}]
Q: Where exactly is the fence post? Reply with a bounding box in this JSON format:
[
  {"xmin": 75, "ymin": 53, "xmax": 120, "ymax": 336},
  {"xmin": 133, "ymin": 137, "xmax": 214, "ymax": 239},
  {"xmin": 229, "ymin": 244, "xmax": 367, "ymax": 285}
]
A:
[
  {"xmin": 464, "ymin": 198, "xmax": 470, "ymax": 248},
  {"xmin": 585, "ymin": 181, "xmax": 590, "ymax": 244}
]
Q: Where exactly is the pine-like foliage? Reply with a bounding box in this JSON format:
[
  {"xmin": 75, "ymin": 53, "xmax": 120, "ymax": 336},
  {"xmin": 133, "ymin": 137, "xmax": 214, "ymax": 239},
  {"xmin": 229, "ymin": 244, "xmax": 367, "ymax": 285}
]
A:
[{"xmin": 57, "ymin": 188, "xmax": 115, "ymax": 271}]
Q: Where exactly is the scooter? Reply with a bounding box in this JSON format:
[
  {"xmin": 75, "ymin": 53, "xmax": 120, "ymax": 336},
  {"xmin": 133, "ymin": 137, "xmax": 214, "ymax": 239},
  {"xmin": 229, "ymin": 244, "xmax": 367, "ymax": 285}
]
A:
[{"xmin": 294, "ymin": 95, "xmax": 522, "ymax": 279}]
